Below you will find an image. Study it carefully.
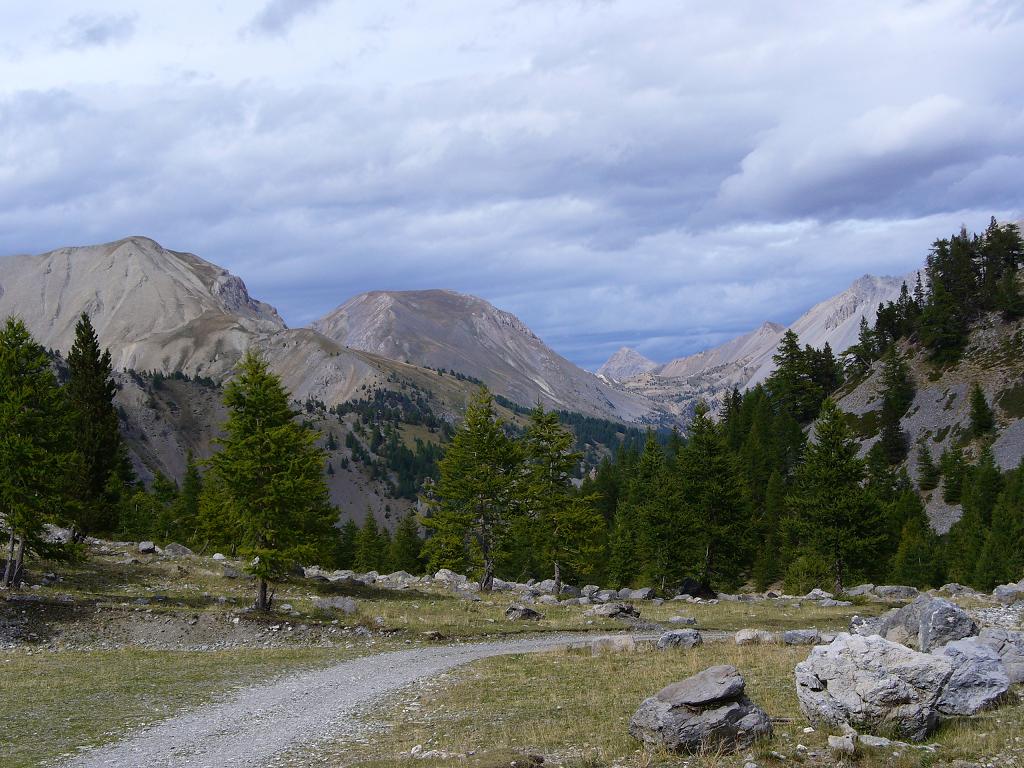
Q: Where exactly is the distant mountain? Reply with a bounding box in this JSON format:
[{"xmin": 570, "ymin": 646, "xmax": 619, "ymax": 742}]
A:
[
  {"xmin": 608, "ymin": 273, "xmax": 913, "ymax": 419},
  {"xmin": 313, "ymin": 289, "xmax": 666, "ymax": 423},
  {"xmin": 597, "ymin": 347, "xmax": 658, "ymax": 381}
]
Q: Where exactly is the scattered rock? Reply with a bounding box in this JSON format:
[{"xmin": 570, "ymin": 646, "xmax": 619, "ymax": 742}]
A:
[
  {"xmin": 212, "ymin": 553, "xmax": 227, "ymax": 561},
  {"xmin": 978, "ymin": 628, "xmax": 1024, "ymax": 683},
  {"xmin": 221, "ymin": 566, "xmax": 240, "ymax": 580},
  {"xmin": 872, "ymin": 584, "xmax": 919, "ymax": 600},
  {"xmin": 784, "ymin": 629, "xmax": 820, "ymax": 646},
  {"xmin": 940, "ymin": 582, "xmax": 977, "ymax": 596},
  {"xmin": 668, "ymin": 615, "xmax": 697, "ymax": 626},
  {"xmin": 162, "ymin": 542, "xmax": 193, "ymax": 558},
  {"xmin": 138, "ymin": 541, "xmax": 156, "ymax": 554},
  {"xmin": 735, "ymin": 628, "xmax": 775, "ymax": 645},
  {"xmin": 586, "ymin": 602, "xmax": 640, "ymax": 620},
  {"xmin": 315, "ymin": 596, "xmax": 358, "ymax": 615},
  {"xmin": 932, "ymin": 637, "xmax": 1010, "ymax": 716},
  {"xmin": 795, "ymin": 633, "xmax": 952, "ymax": 741},
  {"xmin": 806, "ymin": 588, "xmax": 834, "ymax": 600},
  {"xmin": 630, "ymin": 587, "xmax": 655, "ymax": 600},
  {"xmin": 629, "ymin": 665, "xmax": 772, "ymax": 753},
  {"xmin": 828, "ymin": 733, "xmax": 856, "ymax": 755},
  {"xmin": 581, "ymin": 585, "xmax": 600, "ymax": 598},
  {"xmin": 657, "ymin": 629, "xmax": 702, "ymax": 650},
  {"xmin": 819, "ymin": 598, "xmax": 853, "ymax": 607},
  {"xmin": 993, "ymin": 579, "xmax": 1024, "ymax": 604},
  {"xmin": 851, "ymin": 595, "xmax": 977, "ymax": 651},
  {"xmin": 846, "ymin": 583, "xmax": 874, "ymax": 597},
  {"xmin": 505, "ymin": 604, "xmax": 543, "ymax": 621}
]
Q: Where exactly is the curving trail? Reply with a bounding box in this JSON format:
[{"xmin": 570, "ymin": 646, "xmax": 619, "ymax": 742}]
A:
[{"xmin": 64, "ymin": 633, "xmax": 632, "ymax": 768}]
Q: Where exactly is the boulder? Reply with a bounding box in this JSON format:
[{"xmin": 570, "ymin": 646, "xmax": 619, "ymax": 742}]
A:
[
  {"xmin": 537, "ymin": 595, "xmax": 559, "ymax": 605},
  {"xmin": 535, "ymin": 578, "xmax": 558, "ymax": 594},
  {"xmin": 978, "ymin": 628, "xmax": 1024, "ymax": 683},
  {"xmin": 795, "ymin": 633, "xmax": 953, "ymax": 741},
  {"xmin": 872, "ymin": 585, "xmax": 919, "ymax": 600},
  {"xmin": 138, "ymin": 541, "xmax": 156, "ymax": 554},
  {"xmin": 668, "ymin": 615, "xmax": 698, "ymax": 626},
  {"xmin": 784, "ymin": 629, "xmax": 820, "ymax": 646},
  {"xmin": 852, "ymin": 595, "xmax": 977, "ymax": 651},
  {"xmin": 595, "ymin": 589, "xmax": 617, "ymax": 603},
  {"xmin": 657, "ymin": 629, "xmax": 702, "ymax": 650},
  {"xmin": 940, "ymin": 583, "xmax": 977, "ymax": 596},
  {"xmin": 828, "ymin": 733, "xmax": 856, "ymax": 755},
  {"xmin": 819, "ymin": 598, "xmax": 852, "ymax": 607},
  {"xmin": 629, "ymin": 665, "xmax": 772, "ymax": 754},
  {"xmin": 315, "ymin": 595, "xmax": 358, "ymax": 614},
  {"xmin": 212, "ymin": 553, "xmax": 227, "ymax": 562},
  {"xmin": 846, "ymin": 583, "xmax": 875, "ymax": 597},
  {"xmin": 505, "ymin": 603, "xmax": 543, "ymax": 621},
  {"xmin": 806, "ymin": 588, "xmax": 834, "ymax": 600},
  {"xmin": 931, "ymin": 638, "xmax": 1010, "ymax": 716},
  {"xmin": 592, "ymin": 636, "xmax": 636, "ymax": 655},
  {"xmin": 630, "ymin": 587, "xmax": 655, "ymax": 600},
  {"xmin": 162, "ymin": 542, "xmax": 193, "ymax": 558},
  {"xmin": 586, "ymin": 602, "xmax": 640, "ymax": 620},
  {"xmin": 433, "ymin": 568, "xmax": 467, "ymax": 585},
  {"xmin": 581, "ymin": 585, "xmax": 600, "ymax": 598},
  {"xmin": 560, "ymin": 584, "xmax": 582, "ymax": 598},
  {"xmin": 993, "ymin": 579, "xmax": 1024, "ymax": 604},
  {"xmin": 676, "ymin": 577, "xmax": 717, "ymax": 601},
  {"xmin": 616, "ymin": 587, "xmax": 634, "ymax": 600},
  {"xmin": 735, "ymin": 629, "xmax": 776, "ymax": 645}
]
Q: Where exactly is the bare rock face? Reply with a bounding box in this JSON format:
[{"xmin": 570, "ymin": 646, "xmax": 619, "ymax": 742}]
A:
[
  {"xmin": 850, "ymin": 595, "xmax": 977, "ymax": 651},
  {"xmin": 931, "ymin": 638, "xmax": 1010, "ymax": 716},
  {"xmin": 629, "ymin": 665, "xmax": 772, "ymax": 753},
  {"xmin": 795, "ymin": 633, "xmax": 953, "ymax": 741},
  {"xmin": 978, "ymin": 628, "xmax": 1024, "ymax": 684}
]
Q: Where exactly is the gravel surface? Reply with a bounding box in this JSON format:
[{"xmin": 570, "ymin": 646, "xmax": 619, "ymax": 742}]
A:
[{"xmin": 62, "ymin": 633, "xmax": 645, "ymax": 768}]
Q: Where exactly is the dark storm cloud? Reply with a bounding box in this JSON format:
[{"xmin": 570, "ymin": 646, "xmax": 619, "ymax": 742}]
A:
[
  {"xmin": 2, "ymin": 2, "xmax": 1023, "ymax": 369},
  {"xmin": 245, "ymin": 0, "xmax": 336, "ymax": 38},
  {"xmin": 57, "ymin": 14, "xmax": 136, "ymax": 49}
]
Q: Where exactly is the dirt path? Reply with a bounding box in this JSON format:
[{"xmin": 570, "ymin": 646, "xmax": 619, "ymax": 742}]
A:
[{"xmin": 63, "ymin": 633, "xmax": 643, "ymax": 768}]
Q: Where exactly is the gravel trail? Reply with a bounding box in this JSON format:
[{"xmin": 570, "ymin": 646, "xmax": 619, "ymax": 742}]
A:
[{"xmin": 63, "ymin": 633, "xmax": 640, "ymax": 768}]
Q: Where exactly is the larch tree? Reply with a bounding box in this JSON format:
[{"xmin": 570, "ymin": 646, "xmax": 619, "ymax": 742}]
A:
[
  {"xmin": 422, "ymin": 387, "xmax": 520, "ymax": 592},
  {"xmin": 0, "ymin": 318, "xmax": 73, "ymax": 587},
  {"xmin": 65, "ymin": 313, "xmax": 131, "ymax": 536},
  {"xmin": 206, "ymin": 352, "xmax": 336, "ymax": 610},
  {"xmin": 787, "ymin": 399, "xmax": 885, "ymax": 593}
]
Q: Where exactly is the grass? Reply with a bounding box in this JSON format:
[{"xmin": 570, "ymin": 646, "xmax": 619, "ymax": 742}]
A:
[
  {"xmin": 0, "ymin": 645, "xmax": 371, "ymax": 768},
  {"xmin": 306, "ymin": 643, "xmax": 1024, "ymax": 768}
]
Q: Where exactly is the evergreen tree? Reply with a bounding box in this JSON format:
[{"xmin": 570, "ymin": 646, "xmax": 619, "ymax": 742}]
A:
[
  {"xmin": 845, "ymin": 316, "xmax": 877, "ymax": 375},
  {"xmin": 946, "ymin": 448, "xmax": 1002, "ymax": 587},
  {"xmin": 421, "ymin": 387, "xmax": 520, "ymax": 591},
  {"xmin": 631, "ymin": 430, "xmax": 677, "ymax": 589},
  {"xmin": 390, "ymin": 512, "xmax": 424, "ymax": 574},
  {"xmin": 675, "ymin": 402, "xmax": 749, "ymax": 590},
  {"xmin": 915, "ymin": 444, "xmax": 940, "ymax": 491},
  {"xmin": 969, "ymin": 383, "xmax": 995, "ymax": 437},
  {"xmin": 0, "ymin": 318, "xmax": 73, "ymax": 587},
  {"xmin": 205, "ymin": 352, "xmax": 336, "ymax": 610},
  {"xmin": 974, "ymin": 462, "xmax": 1024, "ymax": 589},
  {"xmin": 354, "ymin": 513, "xmax": 387, "ymax": 572},
  {"xmin": 889, "ymin": 491, "xmax": 942, "ymax": 588},
  {"xmin": 521, "ymin": 404, "xmax": 601, "ymax": 593},
  {"xmin": 919, "ymin": 277, "xmax": 966, "ymax": 363},
  {"xmin": 940, "ymin": 447, "xmax": 968, "ymax": 504},
  {"xmin": 65, "ymin": 313, "xmax": 131, "ymax": 535},
  {"xmin": 607, "ymin": 505, "xmax": 639, "ymax": 587},
  {"xmin": 786, "ymin": 399, "xmax": 885, "ymax": 592},
  {"xmin": 752, "ymin": 470, "xmax": 786, "ymax": 590},
  {"xmin": 335, "ymin": 518, "xmax": 359, "ymax": 568},
  {"xmin": 766, "ymin": 330, "xmax": 823, "ymax": 423},
  {"xmin": 877, "ymin": 345, "xmax": 914, "ymax": 464}
]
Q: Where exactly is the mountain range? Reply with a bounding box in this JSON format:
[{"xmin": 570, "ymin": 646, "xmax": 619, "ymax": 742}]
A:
[{"xmin": 0, "ymin": 236, "xmax": 922, "ymax": 428}]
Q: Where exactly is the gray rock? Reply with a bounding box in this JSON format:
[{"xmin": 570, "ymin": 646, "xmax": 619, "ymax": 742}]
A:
[
  {"xmin": 616, "ymin": 587, "xmax": 633, "ymax": 600},
  {"xmin": 212, "ymin": 553, "xmax": 227, "ymax": 561},
  {"xmin": 433, "ymin": 568, "xmax": 467, "ymax": 585},
  {"xmin": 853, "ymin": 595, "xmax": 977, "ymax": 651},
  {"xmin": 806, "ymin": 588, "xmax": 834, "ymax": 600},
  {"xmin": 940, "ymin": 582, "xmax": 977, "ymax": 596},
  {"xmin": 657, "ymin": 629, "xmax": 703, "ymax": 650},
  {"xmin": 828, "ymin": 733, "xmax": 856, "ymax": 755},
  {"xmin": 586, "ymin": 602, "xmax": 640, "ymax": 620},
  {"xmin": 537, "ymin": 595, "xmax": 559, "ymax": 605},
  {"xmin": 535, "ymin": 578, "xmax": 557, "ymax": 594},
  {"xmin": 629, "ymin": 665, "xmax": 772, "ymax": 753},
  {"xmin": 630, "ymin": 587, "xmax": 655, "ymax": 600},
  {"xmin": 592, "ymin": 636, "xmax": 635, "ymax": 654},
  {"xmin": 795, "ymin": 633, "xmax": 953, "ymax": 741},
  {"xmin": 668, "ymin": 615, "xmax": 697, "ymax": 626},
  {"xmin": 932, "ymin": 637, "xmax": 1010, "ymax": 716},
  {"xmin": 595, "ymin": 589, "xmax": 617, "ymax": 603},
  {"xmin": 846, "ymin": 583, "xmax": 874, "ymax": 597},
  {"xmin": 221, "ymin": 566, "xmax": 240, "ymax": 579},
  {"xmin": 993, "ymin": 579, "xmax": 1024, "ymax": 604},
  {"xmin": 978, "ymin": 628, "xmax": 1024, "ymax": 683},
  {"xmin": 560, "ymin": 584, "xmax": 582, "ymax": 598},
  {"xmin": 162, "ymin": 542, "xmax": 193, "ymax": 558},
  {"xmin": 873, "ymin": 584, "xmax": 919, "ymax": 600},
  {"xmin": 138, "ymin": 541, "xmax": 156, "ymax": 554},
  {"xmin": 315, "ymin": 596, "xmax": 358, "ymax": 614},
  {"xmin": 819, "ymin": 598, "xmax": 852, "ymax": 607},
  {"xmin": 735, "ymin": 628, "xmax": 775, "ymax": 645},
  {"xmin": 505, "ymin": 603, "xmax": 543, "ymax": 621},
  {"xmin": 784, "ymin": 629, "xmax": 820, "ymax": 646},
  {"xmin": 581, "ymin": 585, "xmax": 600, "ymax": 598}
]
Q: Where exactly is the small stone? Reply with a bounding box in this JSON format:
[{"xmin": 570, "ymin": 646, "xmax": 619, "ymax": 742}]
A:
[
  {"xmin": 828, "ymin": 734, "xmax": 855, "ymax": 755},
  {"xmin": 657, "ymin": 629, "xmax": 702, "ymax": 650},
  {"xmin": 138, "ymin": 541, "xmax": 156, "ymax": 554}
]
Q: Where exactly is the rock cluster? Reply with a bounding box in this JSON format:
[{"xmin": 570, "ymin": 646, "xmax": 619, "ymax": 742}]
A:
[
  {"xmin": 629, "ymin": 665, "xmax": 772, "ymax": 753},
  {"xmin": 850, "ymin": 595, "xmax": 977, "ymax": 651}
]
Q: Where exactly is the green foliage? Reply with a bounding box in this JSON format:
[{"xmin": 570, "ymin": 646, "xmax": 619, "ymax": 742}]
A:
[
  {"xmin": 203, "ymin": 352, "xmax": 337, "ymax": 609},
  {"xmin": 888, "ymin": 491, "xmax": 943, "ymax": 588},
  {"xmin": 353, "ymin": 513, "xmax": 391, "ymax": 573},
  {"xmin": 0, "ymin": 318, "xmax": 75, "ymax": 586},
  {"xmin": 974, "ymin": 462, "xmax": 1024, "ymax": 589},
  {"xmin": 916, "ymin": 444, "xmax": 940, "ymax": 491},
  {"xmin": 389, "ymin": 512, "xmax": 424, "ymax": 574},
  {"xmin": 783, "ymin": 554, "xmax": 831, "ymax": 595},
  {"xmin": 940, "ymin": 447, "xmax": 968, "ymax": 504},
  {"xmin": 877, "ymin": 345, "xmax": 915, "ymax": 464},
  {"xmin": 969, "ymin": 382, "xmax": 995, "ymax": 437},
  {"xmin": 65, "ymin": 313, "xmax": 132, "ymax": 535}
]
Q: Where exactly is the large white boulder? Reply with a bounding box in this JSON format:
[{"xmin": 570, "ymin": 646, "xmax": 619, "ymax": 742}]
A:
[
  {"xmin": 978, "ymin": 628, "xmax": 1024, "ymax": 684},
  {"xmin": 795, "ymin": 633, "xmax": 953, "ymax": 741},
  {"xmin": 931, "ymin": 638, "xmax": 1010, "ymax": 716}
]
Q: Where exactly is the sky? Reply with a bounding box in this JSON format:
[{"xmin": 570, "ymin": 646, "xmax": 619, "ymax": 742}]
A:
[{"xmin": 1, "ymin": 1, "xmax": 1022, "ymax": 370}]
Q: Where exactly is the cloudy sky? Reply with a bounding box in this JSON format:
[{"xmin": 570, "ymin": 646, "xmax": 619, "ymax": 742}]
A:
[{"xmin": 1, "ymin": 1, "xmax": 1022, "ymax": 369}]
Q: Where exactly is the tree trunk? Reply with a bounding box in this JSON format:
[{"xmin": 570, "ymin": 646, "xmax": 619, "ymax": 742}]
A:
[
  {"xmin": 12, "ymin": 537, "xmax": 25, "ymax": 588},
  {"xmin": 2, "ymin": 530, "xmax": 16, "ymax": 588},
  {"xmin": 553, "ymin": 560, "xmax": 561, "ymax": 597},
  {"xmin": 257, "ymin": 578, "xmax": 269, "ymax": 611}
]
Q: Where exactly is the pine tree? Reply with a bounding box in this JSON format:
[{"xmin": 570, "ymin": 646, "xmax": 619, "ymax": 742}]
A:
[
  {"xmin": 889, "ymin": 491, "xmax": 942, "ymax": 588},
  {"xmin": 915, "ymin": 444, "xmax": 940, "ymax": 491},
  {"xmin": 969, "ymin": 383, "xmax": 995, "ymax": 437},
  {"xmin": 946, "ymin": 448, "xmax": 1002, "ymax": 587},
  {"xmin": 521, "ymin": 404, "xmax": 601, "ymax": 593},
  {"xmin": 354, "ymin": 513, "xmax": 386, "ymax": 572},
  {"xmin": 919, "ymin": 277, "xmax": 966, "ymax": 363},
  {"xmin": 675, "ymin": 402, "xmax": 749, "ymax": 590},
  {"xmin": 877, "ymin": 345, "xmax": 914, "ymax": 464},
  {"xmin": 0, "ymin": 318, "xmax": 73, "ymax": 587},
  {"xmin": 607, "ymin": 505, "xmax": 639, "ymax": 587},
  {"xmin": 974, "ymin": 462, "xmax": 1024, "ymax": 589},
  {"xmin": 390, "ymin": 512, "xmax": 424, "ymax": 574},
  {"xmin": 940, "ymin": 447, "xmax": 968, "ymax": 504},
  {"xmin": 421, "ymin": 387, "xmax": 520, "ymax": 591},
  {"xmin": 335, "ymin": 518, "xmax": 359, "ymax": 568},
  {"xmin": 206, "ymin": 352, "xmax": 336, "ymax": 610},
  {"xmin": 65, "ymin": 313, "xmax": 131, "ymax": 535},
  {"xmin": 630, "ymin": 431, "xmax": 677, "ymax": 590},
  {"xmin": 786, "ymin": 399, "xmax": 885, "ymax": 593},
  {"xmin": 752, "ymin": 470, "xmax": 786, "ymax": 590},
  {"xmin": 766, "ymin": 330, "xmax": 822, "ymax": 423}
]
